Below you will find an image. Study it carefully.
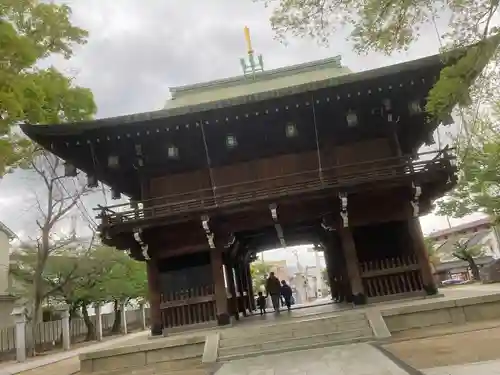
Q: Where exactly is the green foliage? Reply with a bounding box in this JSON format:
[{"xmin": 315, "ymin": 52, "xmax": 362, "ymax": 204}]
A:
[
  {"xmin": 437, "ymin": 102, "xmax": 500, "ymax": 220},
  {"xmin": 256, "ymin": 0, "xmax": 500, "ymax": 117},
  {"xmin": 250, "ymin": 261, "xmax": 272, "ymax": 292},
  {"xmin": 10, "ymin": 244, "xmax": 148, "ymax": 308},
  {"xmin": 0, "ymin": 0, "xmax": 96, "ymax": 176},
  {"xmin": 424, "ymin": 237, "xmax": 442, "ymax": 267},
  {"xmin": 452, "ymin": 241, "xmax": 485, "ymax": 280},
  {"xmin": 452, "ymin": 242, "xmax": 485, "ymax": 261}
]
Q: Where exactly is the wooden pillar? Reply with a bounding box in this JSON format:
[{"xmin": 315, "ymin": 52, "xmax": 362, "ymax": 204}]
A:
[
  {"xmin": 246, "ymin": 262, "xmax": 256, "ymax": 311},
  {"xmin": 234, "ymin": 262, "xmax": 248, "ymax": 317},
  {"xmin": 224, "ymin": 263, "xmax": 239, "ymax": 320},
  {"xmin": 408, "ymin": 218, "xmax": 438, "ymax": 295},
  {"xmin": 338, "ymin": 227, "xmax": 366, "ymax": 305},
  {"xmin": 146, "ymin": 259, "xmax": 163, "ymax": 336},
  {"xmin": 322, "ymin": 245, "xmax": 336, "ymax": 300},
  {"xmin": 211, "ymin": 248, "xmax": 231, "ymax": 326}
]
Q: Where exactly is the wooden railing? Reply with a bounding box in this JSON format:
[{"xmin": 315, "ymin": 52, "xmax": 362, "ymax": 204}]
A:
[
  {"xmin": 360, "ymin": 255, "xmax": 424, "ymax": 297},
  {"xmin": 96, "ymin": 149, "xmax": 455, "ymax": 226},
  {"xmin": 160, "ymin": 286, "xmax": 216, "ymax": 328}
]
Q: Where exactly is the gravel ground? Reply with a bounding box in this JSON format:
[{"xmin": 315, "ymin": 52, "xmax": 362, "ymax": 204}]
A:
[{"xmin": 383, "ymin": 323, "xmax": 500, "ymax": 369}]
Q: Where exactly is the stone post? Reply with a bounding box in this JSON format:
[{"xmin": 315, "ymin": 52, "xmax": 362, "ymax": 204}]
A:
[
  {"xmin": 120, "ymin": 301, "xmax": 128, "ymax": 335},
  {"xmin": 11, "ymin": 307, "xmax": 27, "ymax": 362},
  {"xmin": 94, "ymin": 303, "xmax": 103, "ymax": 342},
  {"xmin": 139, "ymin": 302, "xmax": 147, "ymax": 331},
  {"xmin": 57, "ymin": 305, "xmax": 71, "ymax": 351}
]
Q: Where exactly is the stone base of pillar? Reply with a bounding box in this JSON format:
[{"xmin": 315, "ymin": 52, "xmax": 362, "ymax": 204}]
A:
[
  {"xmin": 216, "ymin": 312, "xmax": 231, "ymax": 326},
  {"xmin": 423, "ymin": 283, "xmax": 438, "ymax": 296},
  {"xmin": 352, "ymin": 293, "xmax": 367, "ymax": 305},
  {"xmin": 151, "ymin": 324, "xmax": 163, "ymax": 336}
]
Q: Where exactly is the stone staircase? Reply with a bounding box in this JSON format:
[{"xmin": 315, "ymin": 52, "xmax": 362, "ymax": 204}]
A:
[
  {"xmin": 217, "ymin": 311, "xmax": 374, "ymax": 361},
  {"xmin": 79, "ymin": 335, "xmax": 213, "ymax": 375}
]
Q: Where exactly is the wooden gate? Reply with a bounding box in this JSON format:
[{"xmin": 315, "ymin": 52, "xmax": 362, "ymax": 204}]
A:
[{"xmin": 160, "ymin": 285, "xmax": 216, "ymax": 328}]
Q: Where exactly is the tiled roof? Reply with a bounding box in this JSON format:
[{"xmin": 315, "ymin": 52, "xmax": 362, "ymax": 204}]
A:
[
  {"xmin": 427, "ymin": 217, "xmax": 492, "ymax": 239},
  {"xmin": 0, "ymin": 222, "xmax": 15, "ymax": 240}
]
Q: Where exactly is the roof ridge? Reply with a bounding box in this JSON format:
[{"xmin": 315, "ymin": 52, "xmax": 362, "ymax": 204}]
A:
[
  {"xmin": 0, "ymin": 222, "xmax": 15, "ymax": 240},
  {"xmin": 170, "ymin": 56, "xmax": 343, "ymax": 96}
]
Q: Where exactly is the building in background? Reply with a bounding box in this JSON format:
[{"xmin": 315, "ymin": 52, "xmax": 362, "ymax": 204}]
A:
[
  {"xmin": 427, "ymin": 217, "xmax": 500, "ymax": 282},
  {"xmin": 265, "ymin": 260, "xmax": 290, "ymax": 283},
  {"xmin": 0, "ymin": 222, "xmax": 17, "ymax": 327}
]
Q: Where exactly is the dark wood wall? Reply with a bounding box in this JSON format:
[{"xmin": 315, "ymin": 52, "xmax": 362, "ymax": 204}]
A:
[
  {"xmin": 157, "ymin": 251, "xmax": 213, "ymax": 295},
  {"xmin": 149, "ymin": 169, "xmax": 212, "ymax": 198},
  {"xmin": 146, "ymin": 137, "xmax": 397, "ymax": 199},
  {"xmin": 353, "ymin": 220, "xmax": 414, "ymax": 262},
  {"xmin": 212, "ymin": 151, "xmax": 319, "ymax": 194}
]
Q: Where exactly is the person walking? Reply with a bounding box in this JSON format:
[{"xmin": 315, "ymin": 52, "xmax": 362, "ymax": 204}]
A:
[
  {"xmin": 265, "ymin": 272, "xmax": 281, "ymax": 313},
  {"xmin": 280, "ymin": 280, "xmax": 293, "ymax": 311}
]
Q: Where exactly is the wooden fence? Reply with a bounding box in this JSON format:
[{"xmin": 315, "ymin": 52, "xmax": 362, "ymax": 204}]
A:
[{"xmin": 0, "ymin": 307, "xmax": 149, "ymax": 355}]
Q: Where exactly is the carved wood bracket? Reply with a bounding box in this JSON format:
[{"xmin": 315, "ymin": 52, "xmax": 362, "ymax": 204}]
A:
[
  {"xmin": 339, "ymin": 192, "xmax": 348, "ymax": 227},
  {"xmin": 269, "ymin": 203, "xmax": 286, "ymax": 247},
  {"xmin": 133, "ymin": 228, "xmax": 150, "ymax": 260},
  {"xmin": 411, "ymin": 182, "xmax": 422, "ymax": 217},
  {"xmin": 201, "ymin": 215, "xmax": 216, "ymax": 248}
]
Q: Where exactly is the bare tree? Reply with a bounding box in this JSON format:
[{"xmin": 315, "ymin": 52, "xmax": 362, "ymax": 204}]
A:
[{"xmin": 21, "ymin": 149, "xmax": 94, "ymax": 355}]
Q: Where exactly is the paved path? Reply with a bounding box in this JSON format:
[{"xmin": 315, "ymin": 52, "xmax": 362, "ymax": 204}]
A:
[
  {"xmin": 423, "ymin": 360, "xmax": 500, "ymax": 375},
  {"xmin": 0, "ymin": 331, "xmax": 148, "ymax": 375},
  {"xmin": 214, "ymin": 343, "xmax": 411, "ymax": 375}
]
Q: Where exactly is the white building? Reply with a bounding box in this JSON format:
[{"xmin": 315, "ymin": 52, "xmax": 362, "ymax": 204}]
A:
[
  {"xmin": 428, "ymin": 217, "xmax": 500, "ymax": 261},
  {"xmin": 0, "ymin": 222, "xmax": 17, "ymax": 327}
]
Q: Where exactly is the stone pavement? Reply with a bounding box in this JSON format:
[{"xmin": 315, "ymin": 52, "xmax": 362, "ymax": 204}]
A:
[
  {"xmin": 0, "ymin": 330, "xmax": 148, "ymax": 375},
  {"xmin": 214, "ymin": 343, "xmax": 412, "ymax": 375},
  {"xmin": 423, "ymin": 360, "xmax": 500, "ymax": 375}
]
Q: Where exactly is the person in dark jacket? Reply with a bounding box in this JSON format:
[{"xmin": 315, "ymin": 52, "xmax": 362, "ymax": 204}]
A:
[
  {"xmin": 280, "ymin": 280, "xmax": 293, "ymax": 311},
  {"xmin": 265, "ymin": 272, "xmax": 281, "ymax": 312},
  {"xmin": 257, "ymin": 291, "xmax": 267, "ymax": 315}
]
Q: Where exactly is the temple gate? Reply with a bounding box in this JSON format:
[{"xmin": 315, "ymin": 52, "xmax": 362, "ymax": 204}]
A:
[{"xmin": 22, "ymin": 30, "xmax": 478, "ymax": 335}]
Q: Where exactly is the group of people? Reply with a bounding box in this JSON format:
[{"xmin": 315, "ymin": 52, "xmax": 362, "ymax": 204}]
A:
[{"xmin": 256, "ymin": 271, "xmax": 294, "ymax": 315}]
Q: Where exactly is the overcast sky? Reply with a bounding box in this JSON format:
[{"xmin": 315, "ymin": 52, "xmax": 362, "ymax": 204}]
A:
[{"xmin": 0, "ymin": 0, "xmax": 487, "ymax": 266}]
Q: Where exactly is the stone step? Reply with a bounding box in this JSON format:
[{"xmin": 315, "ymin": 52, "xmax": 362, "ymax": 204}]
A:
[
  {"xmin": 218, "ymin": 331, "xmax": 374, "ymax": 362},
  {"xmin": 220, "ymin": 312, "xmax": 367, "ymax": 339},
  {"xmin": 99, "ymin": 369, "xmax": 210, "ymax": 375},
  {"xmin": 88, "ymin": 357, "xmax": 204, "ymax": 375},
  {"xmin": 218, "ymin": 327, "xmax": 373, "ymax": 358},
  {"xmin": 219, "ymin": 317, "xmax": 370, "ymax": 348}
]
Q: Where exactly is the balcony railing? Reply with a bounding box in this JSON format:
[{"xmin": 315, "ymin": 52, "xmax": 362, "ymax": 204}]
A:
[{"xmin": 95, "ymin": 148, "xmax": 455, "ymax": 227}]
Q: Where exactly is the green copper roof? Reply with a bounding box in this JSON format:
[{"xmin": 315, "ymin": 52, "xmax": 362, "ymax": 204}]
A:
[
  {"xmin": 22, "ymin": 52, "xmax": 450, "ymax": 134},
  {"xmin": 165, "ymin": 56, "xmax": 351, "ymax": 110}
]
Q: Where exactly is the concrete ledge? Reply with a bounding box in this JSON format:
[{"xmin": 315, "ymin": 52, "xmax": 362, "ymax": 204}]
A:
[
  {"xmin": 163, "ymin": 321, "xmax": 218, "ymax": 335},
  {"xmin": 381, "ymin": 299, "xmax": 456, "ymax": 317},
  {"xmin": 365, "ymin": 309, "xmax": 391, "ymax": 339},
  {"xmin": 202, "ymin": 332, "xmax": 220, "ymax": 364},
  {"xmin": 380, "ymin": 292, "xmax": 500, "ymax": 333},
  {"xmin": 80, "ymin": 335, "xmax": 204, "ymax": 361},
  {"xmin": 454, "ymin": 293, "xmax": 500, "ymax": 306}
]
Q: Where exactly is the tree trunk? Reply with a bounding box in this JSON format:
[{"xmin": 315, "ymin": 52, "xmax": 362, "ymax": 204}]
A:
[
  {"xmin": 468, "ymin": 258, "xmax": 481, "ymax": 280},
  {"xmin": 30, "ymin": 271, "xmax": 44, "ymax": 356},
  {"xmin": 81, "ymin": 302, "xmax": 96, "ymax": 341},
  {"xmin": 111, "ymin": 300, "xmax": 121, "ymax": 333}
]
